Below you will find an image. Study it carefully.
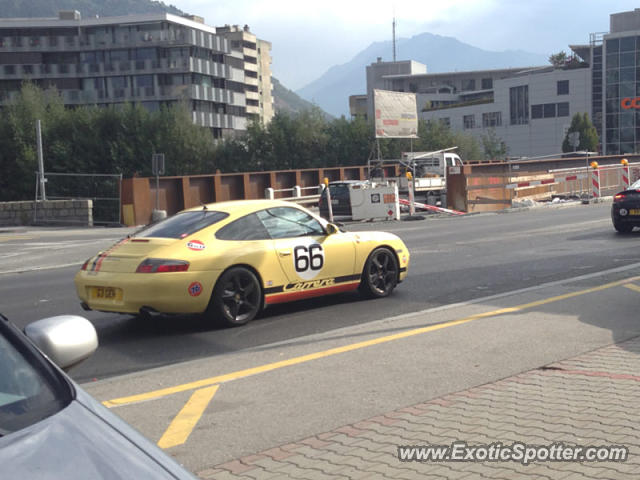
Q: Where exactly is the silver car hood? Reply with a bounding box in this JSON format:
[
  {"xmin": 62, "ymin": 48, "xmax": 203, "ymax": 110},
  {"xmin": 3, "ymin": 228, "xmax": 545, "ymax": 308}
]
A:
[{"xmin": 0, "ymin": 388, "xmax": 196, "ymax": 479}]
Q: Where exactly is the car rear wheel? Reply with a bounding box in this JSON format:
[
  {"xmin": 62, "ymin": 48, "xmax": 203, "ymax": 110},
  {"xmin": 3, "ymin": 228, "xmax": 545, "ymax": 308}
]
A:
[
  {"xmin": 209, "ymin": 267, "xmax": 262, "ymax": 326},
  {"xmin": 613, "ymin": 221, "xmax": 634, "ymax": 233},
  {"xmin": 360, "ymin": 248, "xmax": 398, "ymax": 298}
]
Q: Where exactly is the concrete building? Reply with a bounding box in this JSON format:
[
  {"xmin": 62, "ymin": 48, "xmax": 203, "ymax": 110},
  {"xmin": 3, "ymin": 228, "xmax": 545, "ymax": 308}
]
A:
[
  {"xmin": 355, "ymin": 9, "xmax": 640, "ymax": 157},
  {"xmin": 216, "ymin": 24, "xmax": 274, "ymax": 125},
  {"xmin": 0, "ymin": 11, "xmax": 274, "ymax": 137},
  {"xmin": 356, "ymin": 58, "xmax": 591, "ymax": 158},
  {"xmin": 570, "ymin": 8, "xmax": 640, "ymax": 155}
]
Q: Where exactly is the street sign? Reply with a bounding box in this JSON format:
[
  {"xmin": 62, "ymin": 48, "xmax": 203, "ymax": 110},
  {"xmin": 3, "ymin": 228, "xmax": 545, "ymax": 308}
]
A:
[{"xmin": 152, "ymin": 153, "xmax": 165, "ymax": 175}]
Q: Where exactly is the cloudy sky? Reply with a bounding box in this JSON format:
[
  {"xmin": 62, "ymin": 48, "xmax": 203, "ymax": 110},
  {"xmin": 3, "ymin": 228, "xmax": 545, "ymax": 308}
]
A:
[{"xmin": 171, "ymin": 1, "xmax": 639, "ymax": 90}]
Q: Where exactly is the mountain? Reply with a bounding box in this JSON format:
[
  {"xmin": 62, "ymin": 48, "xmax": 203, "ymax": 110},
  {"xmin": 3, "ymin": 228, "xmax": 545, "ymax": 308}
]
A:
[
  {"xmin": 272, "ymin": 77, "xmax": 331, "ymax": 118},
  {"xmin": 296, "ymin": 33, "xmax": 550, "ymax": 118}
]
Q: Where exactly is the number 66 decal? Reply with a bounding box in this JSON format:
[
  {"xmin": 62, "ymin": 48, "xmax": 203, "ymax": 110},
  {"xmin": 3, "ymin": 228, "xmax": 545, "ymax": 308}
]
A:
[{"xmin": 294, "ymin": 244, "xmax": 324, "ymax": 278}]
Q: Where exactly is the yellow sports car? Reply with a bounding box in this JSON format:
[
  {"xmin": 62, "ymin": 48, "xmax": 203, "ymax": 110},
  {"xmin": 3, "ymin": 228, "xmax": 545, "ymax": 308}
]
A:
[{"xmin": 75, "ymin": 200, "xmax": 410, "ymax": 326}]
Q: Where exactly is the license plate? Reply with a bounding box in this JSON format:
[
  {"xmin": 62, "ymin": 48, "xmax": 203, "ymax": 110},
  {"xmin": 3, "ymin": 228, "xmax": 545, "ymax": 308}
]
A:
[
  {"xmin": 90, "ymin": 286, "xmax": 123, "ymax": 301},
  {"xmin": 630, "ymin": 209, "xmax": 640, "ymax": 215}
]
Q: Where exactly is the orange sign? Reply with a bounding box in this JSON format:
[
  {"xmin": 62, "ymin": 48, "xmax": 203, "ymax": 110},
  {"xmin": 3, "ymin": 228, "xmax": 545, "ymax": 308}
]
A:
[{"xmin": 621, "ymin": 97, "xmax": 640, "ymax": 109}]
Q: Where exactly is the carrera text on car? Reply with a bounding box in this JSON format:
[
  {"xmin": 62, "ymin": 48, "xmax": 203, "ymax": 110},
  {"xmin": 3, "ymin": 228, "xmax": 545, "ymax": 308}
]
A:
[{"xmin": 75, "ymin": 200, "xmax": 410, "ymax": 326}]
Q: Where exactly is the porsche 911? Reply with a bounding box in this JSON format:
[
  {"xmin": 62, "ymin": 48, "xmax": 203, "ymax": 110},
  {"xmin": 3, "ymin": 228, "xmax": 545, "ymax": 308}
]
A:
[{"xmin": 75, "ymin": 200, "xmax": 409, "ymax": 326}]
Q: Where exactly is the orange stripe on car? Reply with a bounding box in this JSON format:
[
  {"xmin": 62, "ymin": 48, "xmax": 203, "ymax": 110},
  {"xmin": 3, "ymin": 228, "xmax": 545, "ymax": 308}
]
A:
[
  {"xmin": 265, "ymin": 281, "xmax": 359, "ymax": 305},
  {"xmin": 93, "ymin": 237, "xmax": 130, "ymax": 272}
]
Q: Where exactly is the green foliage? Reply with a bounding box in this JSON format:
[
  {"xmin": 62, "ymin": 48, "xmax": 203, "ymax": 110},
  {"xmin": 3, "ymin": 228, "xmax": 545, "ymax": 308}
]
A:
[
  {"xmin": 481, "ymin": 128, "xmax": 509, "ymax": 160},
  {"xmin": 549, "ymin": 51, "xmax": 567, "ymax": 67},
  {"xmin": 1, "ymin": 84, "xmax": 489, "ymax": 202},
  {"xmin": 561, "ymin": 113, "xmax": 599, "ymax": 153}
]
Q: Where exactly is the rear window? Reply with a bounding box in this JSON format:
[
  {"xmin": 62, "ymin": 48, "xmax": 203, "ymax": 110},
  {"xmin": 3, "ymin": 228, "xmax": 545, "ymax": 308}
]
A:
[{"xmin": 135, "ymin": 210, "xmax": 229, "ymax": 239}]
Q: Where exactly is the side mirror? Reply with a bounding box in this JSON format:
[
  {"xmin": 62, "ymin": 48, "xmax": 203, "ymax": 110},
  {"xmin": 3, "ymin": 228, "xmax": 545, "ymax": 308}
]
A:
[
  {"xmin": 325, "ymin": 223, "xmax": 339, "ymax": 235},
  {"xmin": 24, "ymin": 315, "xmax": 98, "ymax": 371}
]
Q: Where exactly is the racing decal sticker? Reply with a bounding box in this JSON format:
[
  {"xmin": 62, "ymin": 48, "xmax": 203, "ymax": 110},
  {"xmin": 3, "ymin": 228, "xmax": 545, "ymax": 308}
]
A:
[
  {"xmin": 188, "ymin": 281, "xmax": 203, "ymax": 297},
  {"xmin": 187, "ymin": 240, "xmax": 206, "ymax": 251},
  {"xmin": 292, "ymin": 238, "xmax": 325, "ymax": 281},
  {"xmin": 264, "ymin": 274, "xmax": 361, "ymax": 305}
]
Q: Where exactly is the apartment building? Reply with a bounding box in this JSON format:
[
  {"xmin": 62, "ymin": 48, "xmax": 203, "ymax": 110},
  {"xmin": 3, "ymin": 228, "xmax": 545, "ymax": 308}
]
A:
[
  {"xmin": 216, "ymin": 24, "xmax": 274, "ymax": 125},
  {"xmin": 0, "ymin": 11, "xmax": 274, "ymax": 137}
]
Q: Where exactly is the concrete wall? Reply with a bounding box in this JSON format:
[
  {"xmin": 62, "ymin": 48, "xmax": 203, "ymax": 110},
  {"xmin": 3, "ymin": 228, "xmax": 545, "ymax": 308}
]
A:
[{"xmin": 0, "ymin": 200, "xmax": 93, "ymax": 226}]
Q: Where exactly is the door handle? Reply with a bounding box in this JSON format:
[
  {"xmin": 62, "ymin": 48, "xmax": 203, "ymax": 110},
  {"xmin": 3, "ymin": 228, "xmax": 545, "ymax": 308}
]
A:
[{"xmin": 278, "ymin": 250, "xmax": 291, "ymax": 257}]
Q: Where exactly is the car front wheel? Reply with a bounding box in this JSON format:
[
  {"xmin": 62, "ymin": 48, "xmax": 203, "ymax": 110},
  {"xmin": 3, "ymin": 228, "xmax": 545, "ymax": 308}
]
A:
[
  {"xmin": 360, "ymin": 248, "xmax": 398, "ymax": 298},
  {"xmin": 209, "ymin": 267, "xmax": 262, "ymax": 326}
]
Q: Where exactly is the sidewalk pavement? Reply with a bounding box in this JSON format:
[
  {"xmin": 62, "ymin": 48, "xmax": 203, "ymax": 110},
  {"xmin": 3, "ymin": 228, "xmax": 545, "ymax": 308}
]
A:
[{"xmin": 199, "ymin": 337, "xmax": 640, "ymax": 480}]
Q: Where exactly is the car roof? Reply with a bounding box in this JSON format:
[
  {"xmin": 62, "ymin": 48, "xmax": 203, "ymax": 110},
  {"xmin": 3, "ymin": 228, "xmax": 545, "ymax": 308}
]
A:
[{"xmin": 183, "ymin": 199, "xmax": 301, "ymax": 216}]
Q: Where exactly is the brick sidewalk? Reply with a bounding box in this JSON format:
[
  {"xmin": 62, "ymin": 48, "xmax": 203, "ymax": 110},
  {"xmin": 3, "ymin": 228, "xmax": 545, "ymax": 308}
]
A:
[{"xmin": 197, "ymin": 337, "xmax": 640, "ymax": 480}]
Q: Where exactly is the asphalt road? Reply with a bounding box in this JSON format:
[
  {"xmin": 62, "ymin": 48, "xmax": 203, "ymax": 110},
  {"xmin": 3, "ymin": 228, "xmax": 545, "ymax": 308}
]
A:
[{"xmin": 1, "ymin": 201, "xmax": 638, "ymax": 383}]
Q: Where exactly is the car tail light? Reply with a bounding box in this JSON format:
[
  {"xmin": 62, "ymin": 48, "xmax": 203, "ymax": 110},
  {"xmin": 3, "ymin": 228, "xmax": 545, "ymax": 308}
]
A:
[
  {"xmin": 136, "ymin": 259, "xmax": 190, "ymax": 273},
  {"xmin": 614, "ymin": 193, "xmax": 626, "ymax": 202}
]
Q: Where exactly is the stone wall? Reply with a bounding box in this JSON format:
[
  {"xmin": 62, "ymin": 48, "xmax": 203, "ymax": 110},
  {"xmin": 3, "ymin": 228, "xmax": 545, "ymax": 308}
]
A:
[{"xmin": 0, "ymin": 200, "xmax": 93, "ymax": 226}]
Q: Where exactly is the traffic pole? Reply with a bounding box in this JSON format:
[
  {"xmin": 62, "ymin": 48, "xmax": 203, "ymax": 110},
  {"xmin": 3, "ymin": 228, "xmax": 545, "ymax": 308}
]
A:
[
  {"xmin": 621, "ymin": 158, "xmax": 630, "ymax": 189},
  {"xmin": 406, "ymin": 171, "xmax": 415, "ymax": 216},
  {"xmin": 590, "ymin": 161, "xmax": 600, "ymax": 200},
  {"xmin": 323, "ymin": 177, "xmax": 334, "ymax": 223}
]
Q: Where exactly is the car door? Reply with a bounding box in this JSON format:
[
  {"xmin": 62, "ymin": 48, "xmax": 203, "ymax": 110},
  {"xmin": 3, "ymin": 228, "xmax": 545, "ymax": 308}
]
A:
[{"xmin": 257, "ymin": 207, "xmax": 357, "ymax": 289}]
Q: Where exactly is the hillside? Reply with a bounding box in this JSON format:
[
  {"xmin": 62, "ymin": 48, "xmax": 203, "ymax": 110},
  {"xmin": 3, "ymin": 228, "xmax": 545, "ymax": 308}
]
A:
[
  {"xmin": 296, "ymin": 32, "xmax": 550, "ymax": 117},
  {"xmin": 0, "ymin": 0, "xmax": 183, "ymax": 17}
]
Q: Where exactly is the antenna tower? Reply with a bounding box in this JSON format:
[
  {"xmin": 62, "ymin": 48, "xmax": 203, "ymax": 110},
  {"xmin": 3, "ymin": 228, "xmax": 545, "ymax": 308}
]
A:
[{"xmin": 392, "ymin": 17, "xmax": 397, "ymax": 61}]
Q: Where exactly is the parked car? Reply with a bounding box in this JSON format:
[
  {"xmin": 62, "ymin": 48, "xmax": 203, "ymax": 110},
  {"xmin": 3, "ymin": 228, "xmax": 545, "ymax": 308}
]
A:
[
  {"xmin": 0, "ymin": 313, "xmax": 197, "ymax": 479},
  {"xmin": 611, "ymin": 179, "xmax": 640, "ymax": 233}
]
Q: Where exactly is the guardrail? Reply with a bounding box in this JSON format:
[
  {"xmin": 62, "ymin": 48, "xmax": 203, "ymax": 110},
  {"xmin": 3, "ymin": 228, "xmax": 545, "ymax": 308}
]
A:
[{"xmin": 265, "ymin": 185, "xmax": 324, "ymax": 205}]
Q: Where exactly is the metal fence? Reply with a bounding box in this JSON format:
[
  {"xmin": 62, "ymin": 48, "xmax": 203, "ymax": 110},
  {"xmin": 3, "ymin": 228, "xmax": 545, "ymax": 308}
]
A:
[{"xmin": 35, "ymin": 172, "xmax": 122, "ymax": 225}]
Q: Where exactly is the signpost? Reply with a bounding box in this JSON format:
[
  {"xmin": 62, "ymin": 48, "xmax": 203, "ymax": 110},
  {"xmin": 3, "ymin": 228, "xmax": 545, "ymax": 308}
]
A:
[{"xmin": 152, "ymin": 153, "xmax": 165, "ymax": 212}]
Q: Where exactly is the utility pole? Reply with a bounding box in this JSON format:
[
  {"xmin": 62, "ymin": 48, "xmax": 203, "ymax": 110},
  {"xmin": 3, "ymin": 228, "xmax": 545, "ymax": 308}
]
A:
[
  {"xmin": 36, "ymin": 119, "xmax": 46, "ymax": 201},
  {"xmin": 392, "ymin": 17, "xmax": 397, "ymax": 62}
]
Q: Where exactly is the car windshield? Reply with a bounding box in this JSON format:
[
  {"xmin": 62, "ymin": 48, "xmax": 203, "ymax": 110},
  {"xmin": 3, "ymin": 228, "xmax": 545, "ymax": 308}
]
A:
[
  {"xmin": 134, "ymin": 210, "xmax": 229, "ymax": 239},
  {"xmin": 0, "ymin": 318, "xmax": 71, "ymax": 436}
]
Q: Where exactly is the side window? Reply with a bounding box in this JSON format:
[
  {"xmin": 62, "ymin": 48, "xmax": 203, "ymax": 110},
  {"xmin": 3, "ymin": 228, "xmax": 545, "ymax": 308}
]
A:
[
  {"xmin": 215, "ymin": 213, "xmax": 271, "ymax": 240},
  {"xmin": 257, "ymin": 207, "xmax": 324, "ymax": 239}
]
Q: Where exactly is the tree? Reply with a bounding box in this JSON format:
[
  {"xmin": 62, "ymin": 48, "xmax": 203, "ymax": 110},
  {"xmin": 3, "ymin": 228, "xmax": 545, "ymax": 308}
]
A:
[
  {"xmin": 481, "ymin": 128, "xmax": 509, "ymax": 161},
  {"xmin": 562, "ymin": 113, "xmax": 599, "ymax": 153},
  {"xmin": 549, "ymin": 51, "xmax": 567, "ymax": 67}
]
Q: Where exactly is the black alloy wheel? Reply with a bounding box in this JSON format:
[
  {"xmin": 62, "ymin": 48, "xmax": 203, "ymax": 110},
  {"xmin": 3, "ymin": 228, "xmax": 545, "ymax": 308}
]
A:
[
  {"xmin": 360, "ymin": 248, "xmax": 399, "ymax": 298},
  {"xmin": 210, "ymin": 267, "xmax": 262, "ymax": 326}
]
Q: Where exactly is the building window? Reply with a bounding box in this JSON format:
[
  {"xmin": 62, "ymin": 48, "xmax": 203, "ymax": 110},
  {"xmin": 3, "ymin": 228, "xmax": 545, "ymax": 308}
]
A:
[
  {"xmin": 463, "ymin": 114, "xmax": 475, "ymax": 129},
  {"xmin": 461, "ymin": 79, "xmax": 475, "ymax": 91},
  {"xmin": 531, "ymin": 104, "xmax": 543, "ymax": 119},
  {"xmin": 4, "ymin": 65, "xmax": 15, "ymax": 75},
  {"xmin": 543, "ymin": 103, "xmax": 556, "ymax": 118},
  {"xmin": 557, "ymin": 102, "xmax": 569, "ymax": 117},
  {"xmin": 481, "ymin": 78, "xmax": 493, "ymax": 89},
  {"xmin": 482, "ymin": 112, "xmax": 502, "ymax": 127},
  {"xmin": 557, "ymin": 80, "xmax": 569, "ymax": 95},
  {"xmin": 509, "ymin": 85, "xmax": 528, "ymax": 125}
]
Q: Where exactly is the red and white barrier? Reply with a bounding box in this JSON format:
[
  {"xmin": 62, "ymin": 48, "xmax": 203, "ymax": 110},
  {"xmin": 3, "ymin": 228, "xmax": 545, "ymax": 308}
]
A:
[
  {"xmin": 591, "ymin": 168, "xmax": 600, "ymax": 198},
  {"xmin": 399, "ymin": 198, "xmax": 465, "ymax": 215},
  {"xmin": 622, "ymin": 165, "xmax": 631, "ymax": 189}
]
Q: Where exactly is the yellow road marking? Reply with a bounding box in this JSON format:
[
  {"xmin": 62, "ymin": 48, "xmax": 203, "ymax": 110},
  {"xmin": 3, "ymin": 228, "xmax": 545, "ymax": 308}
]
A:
[
  {"xmin": 157, "ymin": 385, "xmax": 219, "ymax": 449},
  {"xmin": 103, "ymin": 275, "xmax": 640, "ymax": 408},
  {"xmin": 624, "ymin": 283, "xmax": 640, "ymax": 293},
  {"xmin": 0, "ymin": 235, "xmax": 33, "ymax": 242}
]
